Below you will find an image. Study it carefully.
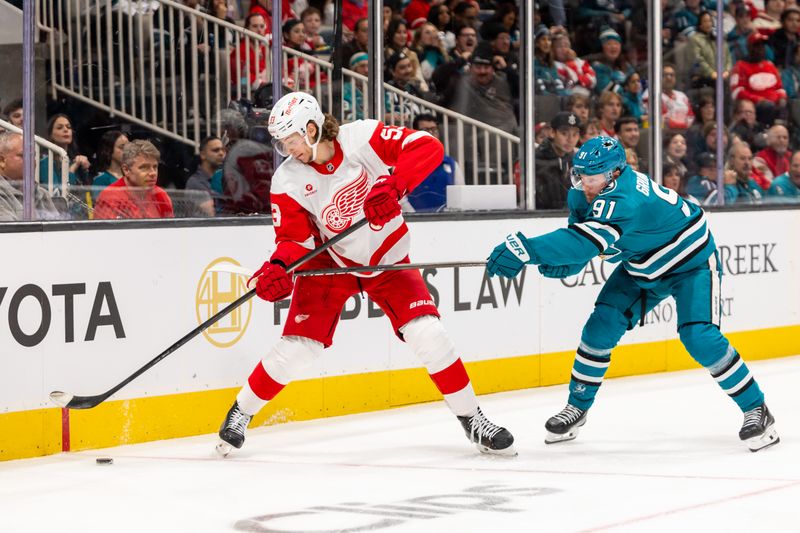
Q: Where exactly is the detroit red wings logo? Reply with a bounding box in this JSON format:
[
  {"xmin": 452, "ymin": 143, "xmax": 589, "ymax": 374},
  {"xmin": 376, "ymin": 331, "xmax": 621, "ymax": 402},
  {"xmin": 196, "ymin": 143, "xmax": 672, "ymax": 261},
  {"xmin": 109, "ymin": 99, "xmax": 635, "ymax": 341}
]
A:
[{"xmin": 320, "ymin": 169, "xmax": 369, "ymax": 232}]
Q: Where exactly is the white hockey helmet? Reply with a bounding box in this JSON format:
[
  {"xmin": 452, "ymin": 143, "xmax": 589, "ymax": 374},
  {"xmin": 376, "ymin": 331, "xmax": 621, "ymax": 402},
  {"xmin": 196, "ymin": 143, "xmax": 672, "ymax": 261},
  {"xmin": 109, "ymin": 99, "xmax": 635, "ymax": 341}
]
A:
[{"xmin": 268, "ymin": 92, "xmax": 325, "ymax": 157}]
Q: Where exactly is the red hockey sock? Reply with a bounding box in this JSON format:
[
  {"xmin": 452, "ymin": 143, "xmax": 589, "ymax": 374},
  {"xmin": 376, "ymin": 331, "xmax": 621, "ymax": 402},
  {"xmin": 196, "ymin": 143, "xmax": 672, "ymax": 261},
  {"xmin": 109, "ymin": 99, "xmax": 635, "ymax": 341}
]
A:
[
  {"xmin": 429, "ymin": 358, "xmax": 471, "ymax": 395},
  {"xmin": 248, "ymin": 361, "xmax": 286, "ymax": 401}
]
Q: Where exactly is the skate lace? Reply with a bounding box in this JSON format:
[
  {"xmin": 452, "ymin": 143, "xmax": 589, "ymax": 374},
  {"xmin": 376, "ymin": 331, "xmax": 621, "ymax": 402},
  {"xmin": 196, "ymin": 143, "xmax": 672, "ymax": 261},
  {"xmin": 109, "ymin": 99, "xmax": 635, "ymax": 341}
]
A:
[
  {"xmin": 742, "ymin": 406, "xmax": 763, "ymax": 428},
  {"xmin": 469, "ymin": 409, "xmax": 503, "ymax": 440},
  {"xmin": 554, "ymin": 404, "xmax": 584, "ymax": 425},
  {"xmin": 228, "ymin": 407, "xmax": 251, "ymax": 436}
]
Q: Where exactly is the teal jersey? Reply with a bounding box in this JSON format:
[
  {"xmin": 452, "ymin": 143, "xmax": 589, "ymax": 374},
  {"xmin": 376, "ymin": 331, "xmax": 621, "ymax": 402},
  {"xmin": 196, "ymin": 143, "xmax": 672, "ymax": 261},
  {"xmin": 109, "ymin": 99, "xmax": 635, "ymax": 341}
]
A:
[
  {"xmin": 528, "ymin": 167, "xmax": 716, "ymax": 287},
  {"xmin": 768, "ymin": 173, "xmax": 800, "ymax": 200}
]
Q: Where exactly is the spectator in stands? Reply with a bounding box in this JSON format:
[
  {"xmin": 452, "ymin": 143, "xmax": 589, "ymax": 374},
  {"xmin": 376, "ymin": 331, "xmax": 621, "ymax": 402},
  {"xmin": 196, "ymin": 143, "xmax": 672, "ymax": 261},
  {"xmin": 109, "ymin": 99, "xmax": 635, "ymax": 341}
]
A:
[
  {"xmin": 186, "ymin": 136, "xmax": 226, "ymax": 217},
  {"xmin": 728, "ymin": 4, "xmax": 756, "ymax": 63},
  {"xmin": 575, "ymin": 1, "xmax": 631, "ymax": 45},
  {"xmin": 690, "ymin": 11, "xmax": 732, "ymax": 88},
  {"xmin": 385, "ymin": 18, "xmax": 427, "ymax": 91},
  {"xmin": 767, "ymin": 6, "xmax": 800, "ymax": 68},
  {"xmin": 691, "ymin": 121, "xmax": 730, "ymax": 168},
  {"xmin": 663, "ymin": 160, "xmax": 699, "ymax": 204},
  {"xmin": 672, "ymin": 0, "xmax": 706, "ymax": 39},
  {"xmin": 449, "ymin": 41, "xmax": 518, "ymax": 179},
  {"xmin": 92, "ymin": 130, "xmax": 129, "ymax": 200},
  {"xmin": 94, "ymin": 140, "xmax": 174, "ymax": 219},
  {"xmin": 0, "ymin": 132, "xmax": 58, "ymax": 221},
  {"xmin": 427, "ymin": 4, "xmax": 456, "ymax": 51},
  {"xmin": 487, "ymin": 3, "xmax": 520, "ymax": 50},
  {"xmin": 753, "ymin": 0, "xmax": 783, "ymax": 36},
  {"xmin": 615, "ymin": 116, "xmax": 642, "ymax": 167},
  {"xmin": 405, "ymin": 0, "xmax": 432, "ymax": 29},
  {"xmin": 431, "ymin": 22, "xmax": 476, "ymax": 103},
  {"xmin": 343, "ymin": 0, "xmax": 369, "ymax": 31},
  {"xmin": 404, "ymin": 113, "xmax": 464, "ymax": 212},
  {"xmin": 533, "ymin": 25, "xmax": 565, "ymax": 96},
  {"xmin": 625, "ymin": 147, "xmax": 640, "ymax": 171},
  {"xmin": 283, "ymin": 19, "xmax": 325, "ymax": 88},
  {"xmin": 781, "ymin": 41, "xmax": 800, "ymax": 98},
  {"xmin": 581, "ymin": 117, "xmax": 603, "ymax": 145},
  {"xmin": 643, "ymin": 63, "xmax": 694, "ymax": 131},
  {"xmin": 341, "ymin": 17, "xmax": 369, "ymax": 66},
  {"xmin": 589, "ymin": 27, "xmax": 634, "ymax": 94},
  {"xmin": 249, "ymin": 0, "xmax": 295, "ymax": 36},
  {"xmin": 414, "ymin": 22, "xmax": 449, "ymax": 84},
  {"xmin": 596, "ymin": 90, "xmax": 624, "ymax": 138},
  {"xmin": 768, "ymin": 149, "xmax": 800, "ymax": 200},
  {"xmin": 620, "ymin": 72, "xmax": 648, "ymax": 127},
  {"xmin": 230, "ymin": 13, "xmax": 269, "ymax": 91},
  {"xmin": 301, "ymin": 7, "xmax": 330, "ymax": 54},
  {"xmin": 2, "ymin": 99, "xmax": 23, "ymax": 128},
  {"xmin": 344, "ymin": 52, "xmax": 369, "ymax": 121},
  {"xmin": 729, "ymin": 98, "xmax": 766, "ymax": 150},
  {"xmin": 686, "ymin": 152, "xmax": 736, "ymax": 205},
  {"xmin": 535, "ymin": 111, "xmax": 581, "ymax": 210},
  {"xmin": 686, "ymin": 91, "xmax": 715, "ymax": 154},
  {"xmin": 535, "ymin": 122, "xmax": 552, "ymax": 147},
  {"xmin": 452, "ymin": 2, "xmax": 479, "ymax": 31},
  {"xmin": 731, "ymin": 31, "xmax": 787, "ymax": 126},
  {"xmin": 752, "ymin": 123, "xmax": 791, "ymax": 189},
  {"xmin": 482, "ymin": 21, "xmax": 518, "ymax": 74},
  {"xmin": 565, "ymin": 93, "xmax": 592, "ymax": 125},
  {"xmin": 687, "ymin": 152, "xmax": 725, "ymax": 205},
  {"xmin": 39, "ymin": 114, "xmax": 90, "ymax": 191},
  {"xmin": 725, "ymin": 141, "xmax": 763, "ymax": 204},
  {"xmin": 552, "ymin": 31, "xmax": 596, "ymax": 96},
  {"xmin": 385, "ymin": 52, "xmax": 427, "ymax": 120},
  {"xmin": 451, "ymin": 22, "xmax": 477, "ymax": 61},
  {"xmin": 664, "ymin": 131, "xmax": 690, "ymax": 174}
]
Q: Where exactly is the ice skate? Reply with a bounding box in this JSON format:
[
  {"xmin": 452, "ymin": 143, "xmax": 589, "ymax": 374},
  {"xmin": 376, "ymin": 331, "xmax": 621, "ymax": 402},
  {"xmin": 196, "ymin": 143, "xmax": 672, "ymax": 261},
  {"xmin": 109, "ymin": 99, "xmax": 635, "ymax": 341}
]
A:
[
  {"xmin": 545, "ymin": 404, "xmax": 587, "ymax": 444},
  {"xmin": 216, "ymin": 401, "xmax": 252, "ymax": 457},
  {"xmin": 739, "ymin": 403, "xmax": 779, "ymax": 452},
  {"xmin": 457, "ymin": 407, "xmax": 516, "ymax": 456}
]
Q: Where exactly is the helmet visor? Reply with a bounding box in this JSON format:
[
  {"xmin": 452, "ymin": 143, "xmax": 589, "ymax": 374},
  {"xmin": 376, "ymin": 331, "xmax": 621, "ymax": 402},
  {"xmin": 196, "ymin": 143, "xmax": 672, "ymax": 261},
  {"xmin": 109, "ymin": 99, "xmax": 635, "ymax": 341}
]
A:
[
  {"xmin": 571, "ymin": 168, "xmax": 608, "ymax": 190},
  {"xmin": 271, "ymin": 134, "xmax": 306, "ymax": 158}
]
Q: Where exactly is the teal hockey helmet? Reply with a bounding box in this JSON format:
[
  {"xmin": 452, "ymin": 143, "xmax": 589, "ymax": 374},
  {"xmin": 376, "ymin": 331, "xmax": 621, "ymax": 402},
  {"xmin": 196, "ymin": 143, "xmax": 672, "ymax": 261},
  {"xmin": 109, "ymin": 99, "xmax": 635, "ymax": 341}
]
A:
[{"xmin": 571, "ymin": 136, "xmax": 627, "ymax": 189}]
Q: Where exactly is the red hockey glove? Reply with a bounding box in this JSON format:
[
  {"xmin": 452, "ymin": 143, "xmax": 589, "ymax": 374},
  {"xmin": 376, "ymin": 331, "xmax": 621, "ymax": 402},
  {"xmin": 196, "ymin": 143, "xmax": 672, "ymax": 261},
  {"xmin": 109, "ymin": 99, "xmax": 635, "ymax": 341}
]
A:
[
  {"xmin": 248, "ymin": 261, "xmax": 294, "ymax": 302},
  {"xmin": 363, "ymin": 176, "xmax": 402, "ymax": 226}
]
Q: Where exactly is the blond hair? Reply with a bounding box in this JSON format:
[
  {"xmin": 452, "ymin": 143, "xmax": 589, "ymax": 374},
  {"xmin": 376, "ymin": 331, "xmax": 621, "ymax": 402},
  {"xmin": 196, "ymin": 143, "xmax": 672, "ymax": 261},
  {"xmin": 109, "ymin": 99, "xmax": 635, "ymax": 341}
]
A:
[{"xmin": 121, "ymin": 139, "xmax": 160, "ymax": 168}]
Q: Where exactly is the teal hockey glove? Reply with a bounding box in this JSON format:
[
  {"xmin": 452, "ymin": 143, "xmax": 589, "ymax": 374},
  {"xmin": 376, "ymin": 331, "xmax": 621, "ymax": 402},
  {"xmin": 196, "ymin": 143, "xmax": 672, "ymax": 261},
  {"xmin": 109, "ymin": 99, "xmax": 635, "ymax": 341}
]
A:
[{"xmin": 487, "ymin": 232, "xmax": 534, "ymax": 278}]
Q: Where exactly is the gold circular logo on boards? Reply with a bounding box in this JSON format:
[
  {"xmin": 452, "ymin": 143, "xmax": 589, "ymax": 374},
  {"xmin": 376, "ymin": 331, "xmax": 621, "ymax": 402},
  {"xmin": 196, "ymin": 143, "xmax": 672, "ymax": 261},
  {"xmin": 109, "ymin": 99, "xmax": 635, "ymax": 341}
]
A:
[{"xmin": 196, "ymin": 257, "xmax": 253, "ymax": 348}]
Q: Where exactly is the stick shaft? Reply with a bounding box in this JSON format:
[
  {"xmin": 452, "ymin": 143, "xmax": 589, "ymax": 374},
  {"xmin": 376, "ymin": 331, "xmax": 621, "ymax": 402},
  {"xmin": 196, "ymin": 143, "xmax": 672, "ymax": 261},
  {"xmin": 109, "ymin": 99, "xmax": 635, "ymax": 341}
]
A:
[
  {"xmin": 295, "ymin": 261, "xmax": 487, "ymax": 277},
  {"xmin": 60, "ymin": 218, "xmax": 369, "ymax": 408}
]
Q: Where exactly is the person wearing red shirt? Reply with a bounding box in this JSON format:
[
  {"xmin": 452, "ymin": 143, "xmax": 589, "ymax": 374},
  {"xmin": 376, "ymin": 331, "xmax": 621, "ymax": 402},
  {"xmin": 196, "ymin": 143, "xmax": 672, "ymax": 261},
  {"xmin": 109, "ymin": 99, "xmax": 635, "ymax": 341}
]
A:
[
  {"xmin": 249, "ymin": 0, "xmax": 296, "ymax": 35},
  {"xmin": 342, "ymin": 0, "xmax": 369, "ymax": 31},
  {"xmin": 752, "ymin": 123, "xmax": 791, "ymax": 189},
  {"xmin": 730, "ymin": 32, "xmax": 787, "ymax": 125},
  {"xmin": 404, "ymin": 0, "xmax": 433, "ymax": 29},
  {"xmin": 215, "ymin": 93, "xmax": 515, "ymax": 457},
  {"xmin": 94, "ymin": 140, "xmax": 173, "ymax": 219}
]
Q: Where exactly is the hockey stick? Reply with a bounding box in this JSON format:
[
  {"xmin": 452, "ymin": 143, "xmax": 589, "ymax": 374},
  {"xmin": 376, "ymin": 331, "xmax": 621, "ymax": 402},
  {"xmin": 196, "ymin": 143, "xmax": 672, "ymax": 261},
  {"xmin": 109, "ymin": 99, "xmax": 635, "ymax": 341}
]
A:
[
  {"xmin": 49, "ymin": 217, "xmax": 370, "ymax": 409},
  {"xmin": 208, "ymin": 260, "xmax": 487, "ymax": 278}
]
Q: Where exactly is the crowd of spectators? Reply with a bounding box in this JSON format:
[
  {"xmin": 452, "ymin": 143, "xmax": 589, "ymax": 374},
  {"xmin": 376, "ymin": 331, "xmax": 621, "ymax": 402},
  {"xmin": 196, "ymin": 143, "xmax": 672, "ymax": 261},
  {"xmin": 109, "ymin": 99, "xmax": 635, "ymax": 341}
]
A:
[{"xmin": 2, "ymin": 0, "xmax": 800, "ymax": 222}]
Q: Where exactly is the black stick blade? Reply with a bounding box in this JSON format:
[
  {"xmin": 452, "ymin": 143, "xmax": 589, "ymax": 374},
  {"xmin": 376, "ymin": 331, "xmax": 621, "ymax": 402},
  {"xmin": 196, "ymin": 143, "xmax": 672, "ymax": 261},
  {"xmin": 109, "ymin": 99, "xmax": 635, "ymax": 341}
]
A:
[{"xmin": 49, "ymin": 391, "xmax": 104, "ymax": 409}]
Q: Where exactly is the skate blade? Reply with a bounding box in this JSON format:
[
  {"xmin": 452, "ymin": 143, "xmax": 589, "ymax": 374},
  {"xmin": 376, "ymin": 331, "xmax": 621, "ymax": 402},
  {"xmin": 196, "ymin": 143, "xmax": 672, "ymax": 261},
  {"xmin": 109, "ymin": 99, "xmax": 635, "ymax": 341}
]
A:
[
  {"xmin": 745, "ymin": 425, "xmax": 780, "ymax": 452},
  {"xmin": 476, "ymin": 443, "xmax": 518, "ymax": 457},
  {"xmin": 215, "ymin": 441, "xmax": 234, "ymax": 457}
]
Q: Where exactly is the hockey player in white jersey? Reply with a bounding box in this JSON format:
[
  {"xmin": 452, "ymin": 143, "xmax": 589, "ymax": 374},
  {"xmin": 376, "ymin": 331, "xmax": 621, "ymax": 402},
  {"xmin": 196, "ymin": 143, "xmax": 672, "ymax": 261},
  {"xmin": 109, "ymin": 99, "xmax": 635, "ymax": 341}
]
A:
[{"xmin": 217, "ymin": 92, "xmax": 515, "ymax": 456}]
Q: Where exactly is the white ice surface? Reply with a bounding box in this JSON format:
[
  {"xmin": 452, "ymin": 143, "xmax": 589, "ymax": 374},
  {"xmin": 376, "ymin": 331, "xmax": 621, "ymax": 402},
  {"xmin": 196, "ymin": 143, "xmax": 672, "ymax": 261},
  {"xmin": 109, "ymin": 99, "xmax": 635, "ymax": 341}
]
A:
[{"xmin": 1, "ymin": 356, "xmax": 799, "ymax": 533}]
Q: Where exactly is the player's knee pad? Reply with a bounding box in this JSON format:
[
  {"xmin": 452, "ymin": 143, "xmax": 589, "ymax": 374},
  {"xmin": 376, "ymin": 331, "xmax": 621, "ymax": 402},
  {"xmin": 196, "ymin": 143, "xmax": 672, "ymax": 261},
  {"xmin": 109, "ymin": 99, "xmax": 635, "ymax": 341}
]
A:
[
  {"xmin": 678, "ymin": 322, "xmax": 730, "ymax": 368},
  {"xmin": 262, "ymin": 335, "xmax": 323, "ymax": 384},
  {"xmin": 400, "ymin": 315, "xmax": 456, "ymax": 374},
  {"xmin": 581, "ymin": 303, "xmax": 629, "ymax": 351}
]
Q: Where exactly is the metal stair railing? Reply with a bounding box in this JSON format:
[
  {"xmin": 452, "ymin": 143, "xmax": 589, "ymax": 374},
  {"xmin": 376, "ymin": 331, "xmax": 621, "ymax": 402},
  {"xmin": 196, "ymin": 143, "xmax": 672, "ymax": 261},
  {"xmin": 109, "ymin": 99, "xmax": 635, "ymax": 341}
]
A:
[{"xmin": 36, "ymin": 0, "xmax": 518, "ymax": 183}]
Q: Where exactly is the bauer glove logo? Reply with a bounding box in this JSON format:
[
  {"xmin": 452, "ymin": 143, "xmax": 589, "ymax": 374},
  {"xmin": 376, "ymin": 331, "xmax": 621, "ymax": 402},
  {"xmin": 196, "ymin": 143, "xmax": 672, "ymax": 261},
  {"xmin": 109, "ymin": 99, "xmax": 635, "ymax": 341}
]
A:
[{"xmin": 504, "ymin": 233, "xmax": 531, "ymax": 262}]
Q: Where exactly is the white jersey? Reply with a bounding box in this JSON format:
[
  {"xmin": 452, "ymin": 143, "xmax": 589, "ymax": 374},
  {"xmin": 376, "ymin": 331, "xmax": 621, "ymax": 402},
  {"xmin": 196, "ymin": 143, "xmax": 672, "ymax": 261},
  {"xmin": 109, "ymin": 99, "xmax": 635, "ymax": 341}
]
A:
[{"xmin": 269, "ymin": 119, "xmax": 442, "ymax": 276}]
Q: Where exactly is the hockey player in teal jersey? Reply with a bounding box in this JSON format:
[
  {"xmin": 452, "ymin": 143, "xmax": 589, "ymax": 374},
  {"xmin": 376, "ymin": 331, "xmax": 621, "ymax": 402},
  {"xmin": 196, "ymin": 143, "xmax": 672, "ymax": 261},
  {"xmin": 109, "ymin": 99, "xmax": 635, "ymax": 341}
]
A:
[{"xmin": 487, "ymin": 136, "xmax": 779, "ymax": 452}]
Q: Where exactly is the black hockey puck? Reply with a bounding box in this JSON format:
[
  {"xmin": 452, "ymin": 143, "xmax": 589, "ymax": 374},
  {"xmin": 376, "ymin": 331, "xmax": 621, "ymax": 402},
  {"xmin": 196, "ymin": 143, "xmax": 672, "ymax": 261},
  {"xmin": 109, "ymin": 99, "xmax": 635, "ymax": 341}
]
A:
[{"xmin": 96, "ymin": 457, "xmax": 113, "ymax": 465}]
